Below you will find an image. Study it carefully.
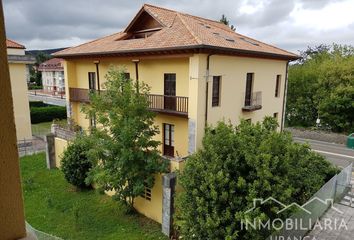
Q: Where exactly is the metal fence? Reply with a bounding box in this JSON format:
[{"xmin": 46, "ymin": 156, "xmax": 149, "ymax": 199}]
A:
[
  {"xmin": 26, "ymin": 221, "xmax": 63, "ymax": 240},
  {"xmin": 267, "ymin": 163, "xmax": 353, "ymax": 239}
]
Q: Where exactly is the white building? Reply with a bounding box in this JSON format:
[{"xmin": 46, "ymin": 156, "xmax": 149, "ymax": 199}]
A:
[{"xmin": 38, "ymin": 58, "xmax": 65, "ymax": 93}]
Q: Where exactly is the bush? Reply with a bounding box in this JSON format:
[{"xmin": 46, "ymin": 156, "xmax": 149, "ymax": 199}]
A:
[
  {"xmin": 29, "ymin": 101, "xmax": 49, "ymax": 108},
  {"xmin": 175, "ymin": 117, "xmax": 337, "ymax": 240},
  {"xmin": 61, "ymin": 135, "xmax": 93, "ymax": 189},
  {"xmin": 30, "ymin": 106, "xmax": 66, "ymax": 124}
]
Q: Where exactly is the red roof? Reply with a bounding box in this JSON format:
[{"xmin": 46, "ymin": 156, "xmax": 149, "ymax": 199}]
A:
[
  {"xmin": 54, "ymin": 4, "xmax": 298, "ymax": 60},
  {"xmin": 38, "ymin": 58, "xmax": 64, "ymax": 71},
  {"xmin": 6, "ymin": 39, "xmax": 25, "ymax": 49}
]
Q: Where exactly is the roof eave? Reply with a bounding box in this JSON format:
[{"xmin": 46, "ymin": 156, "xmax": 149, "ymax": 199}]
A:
[{"xmin": 54, "ymin": 45, "xmax": 299, "ymax": 61}]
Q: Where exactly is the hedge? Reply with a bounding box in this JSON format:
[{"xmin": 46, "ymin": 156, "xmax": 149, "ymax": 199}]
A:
[
  {"xmin": 30, "ymin": 106, "xmax": 67, "ymax": 124},
  {"xmin": 29, "ymin": 101, "xmax": 49, "ymax": 108}
]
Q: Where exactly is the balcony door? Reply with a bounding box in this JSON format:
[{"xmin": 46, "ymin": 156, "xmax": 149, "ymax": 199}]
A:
[
  {"xmin": 164, "ymin": 73, "xmax": 176, "ymax": 111},
  {"xmin": 245, "ymin": 73, "xmax": 254, "ymax": 106},
  {"xmin": 88, "ymin": 72, "xmax": 96, "ymax": 91},
  {"xmin": 163, "ymin": 123, "xmax": 174, "ymax": 157}
]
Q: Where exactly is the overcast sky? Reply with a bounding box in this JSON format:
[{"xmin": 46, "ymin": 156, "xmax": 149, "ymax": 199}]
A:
[{"xmin": 3, "ymin": 0, "xmax": 354, "ymax": 53}]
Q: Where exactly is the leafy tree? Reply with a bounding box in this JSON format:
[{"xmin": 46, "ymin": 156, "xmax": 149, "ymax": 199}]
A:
[
  {"xmin": 82, "ymin": 67, "xmax": 167, "ymax": 209},
  {"xmin": 61, "ymin": 134, "xmax": 93, "ymax": 189},
  {"xmin": 220, "ymin": 14, "xmax": 236, "ymax": 31},
  {"xmin": 287, "ymin": 44, "xmax": 354, "ymax": 133},
  {"xmin": 29, "ymin": 52, "xmax": 51, "ymax": 86},
  {"xmin": 176, "ymin": 117, "xmax": 337, "ymax": 240}
]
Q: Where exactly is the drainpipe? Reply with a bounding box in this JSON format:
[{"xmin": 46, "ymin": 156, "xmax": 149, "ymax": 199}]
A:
[
  {"xmin": 94, "ymin": 60, "xmax": 100, "ymax": 93},
  {"xmin": 132, "ymin": 59, "xmax": 140, "ymax": 93},
  {"xmin": 281, "ymin": 61, "xmax": 290, "ymax": 131},
  {"xmin": 205, "ymin": 54, "xmax": 214, "ymax": 128}
]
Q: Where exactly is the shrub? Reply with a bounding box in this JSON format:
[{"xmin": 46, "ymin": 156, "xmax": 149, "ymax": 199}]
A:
[
  {"xmin": 61, "ymin": 135, "xmax": 93, "ymax": 189},
  {"xmin": 29, "ymin": 101, "xmax": 49, "ymax": 108},
  {"xmin": 30, "ymin": 106, "xmax": 66, "ymax": 123},
  {"xmin": 175, "ymin": 117, "xmax": 337, "ymax": 240}
]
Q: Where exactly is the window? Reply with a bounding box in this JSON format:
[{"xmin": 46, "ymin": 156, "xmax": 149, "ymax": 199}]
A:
[
  {"xmin": 245, "ymin": 73, "xmax": 254, "ymax": 106},
  {"xmin": 275, "ymin": 75, "xmax": 281, "ymax": 97},
  {"xmin": 140, "ymin": 184, "xmax": 152, "ymax": 201},
  {"xmin": 123, "ymin": 72, "xmax": 130, "ymax": 80},
  {"xmin": 273, "ymin": 112, "xmax": 278, "ymax": 119},
  {"xmin": 88, "ymin": 72, "xmax": 96, "ymax": 90},
  {"xmin": 163, "ymin": 123, "xmax": 175, "ymax": 157},
  {"xmin": 212, "ymin": 76, "xmax": 221, "ymax": 107},
  {"xmin": 89, "ymin": 115, "xmax": 96, "ymax": 128}
]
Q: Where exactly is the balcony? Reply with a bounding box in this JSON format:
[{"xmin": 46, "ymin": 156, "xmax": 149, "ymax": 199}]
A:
[
  {"xmin": 242, "ymin": 91, "xmax": 262, "ymax": 112},
  {"xmin": 69, "ymin": 88, "xmax": 188, "ymax": 117},
  {"xmin": 148, "ymin": 94, "xmax": 188, "ymax": 117},
  {"xmin": 69, "ymin": 88, "xmax": 90, "ymax": 103}
]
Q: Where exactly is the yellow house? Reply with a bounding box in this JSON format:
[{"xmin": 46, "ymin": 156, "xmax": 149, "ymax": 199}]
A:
[
  {"xmin": 52, "ymin": 4, "xmax": 298, "ymax": 235},
  {"xmin": 6, "ymin": 39, "xmax": 33, "ymax": 141}
]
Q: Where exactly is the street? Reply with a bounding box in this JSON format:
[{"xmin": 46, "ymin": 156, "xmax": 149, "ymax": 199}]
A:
[
  {"xmin": 294, "ymin": 137, "xmax": 354, "ymax": 168},
  {"xmin": 28, "ymin": 92, "xmax": 66, "ymax": 106}
]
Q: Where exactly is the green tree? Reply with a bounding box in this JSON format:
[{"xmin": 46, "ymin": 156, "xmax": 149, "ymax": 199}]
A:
[
  {"xmin": 286, "ymin": 44, "xmax": 354, "ymax": 132},
  {"xmin": 176, "ymin": 118, "xmax": 337, "ymax": 240},
  {"xmin": 220, "ymin": 14, "xmax": 236, "ymax": 31},
  {"xmin": 82, "ymin": 67, "xmax": 167, "ymax": 209},
  {"xmin": 29, "ymin": 52, "xmax": 51, "ymax": 86}
]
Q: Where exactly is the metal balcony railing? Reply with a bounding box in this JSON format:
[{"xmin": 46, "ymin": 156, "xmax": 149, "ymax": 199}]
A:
[
  {"xmin": 69, "ymin": 88, "xmax": 188, "ymax": 117},
  {"xmin": 242, "ymin": 91, "xmax": 262, "ymax": 111},
  {"xmin": 148, "ymin": 94, "xmax": 188, "ymax": 116}
]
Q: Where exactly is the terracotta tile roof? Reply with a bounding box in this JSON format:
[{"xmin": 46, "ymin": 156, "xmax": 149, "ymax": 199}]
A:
[
  {"xmin": 38, "ymin": 58, "xmax": 64, "ymax": 71},
  {"xmin": 54, "ymin": 4, "xmax": 298, "ymax": 60},
  {"xmin": 6, "ymin": 39, "xmax": 25, "ymax": 49}
]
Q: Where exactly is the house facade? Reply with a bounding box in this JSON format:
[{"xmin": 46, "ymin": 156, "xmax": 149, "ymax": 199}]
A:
[
  {"xmin": 52, "ymin": 4, "xmax": 298, "ymax": 234},
  {"xmin": 6, "ymin": 39, "xmax": 33, "ymax": 140},
  {"xmin": 38, "ymin": 58, "xmax": 65, "ymax": 93}
]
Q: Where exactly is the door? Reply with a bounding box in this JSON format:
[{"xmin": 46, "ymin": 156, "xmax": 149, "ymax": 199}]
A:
[
  {"xmin": 245, "ymin": 73, "xmax": 253, "ymax": 106},
  {"xmin": 164, "ymin": 73, "xmax": 176, "ymax": 111},
  {"xmin": 163, "ymin": 123, "xmax": 174, "ymax": 157}
]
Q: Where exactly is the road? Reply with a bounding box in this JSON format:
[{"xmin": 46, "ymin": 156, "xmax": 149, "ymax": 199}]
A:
[
  {"xmin": 28, "ymin": 92, "xmax": 66, "ymax": 106},
  {"xmin": 293, "ymin": 137, "xmax": 354, "ymax": 168}
]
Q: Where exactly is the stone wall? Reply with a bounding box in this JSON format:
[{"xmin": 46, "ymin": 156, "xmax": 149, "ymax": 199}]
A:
[{"xmin": 286, "ymin": 127, "xmax": 348, "ymax": 144}]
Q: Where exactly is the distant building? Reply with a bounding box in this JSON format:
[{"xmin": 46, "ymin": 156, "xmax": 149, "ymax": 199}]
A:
[
  {"xmin": 38, "ymin": 58, "xmax": 65, "ymax": 93},
  {"xmin": 6, "ymin": 39, "xmax": 34, "ymax": 140}
]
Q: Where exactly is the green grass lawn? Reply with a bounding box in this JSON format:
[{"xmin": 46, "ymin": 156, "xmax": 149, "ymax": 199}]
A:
[
  {"xmin": 20, "ymin": 153, "xmax": 167, "ymax": 240},
  {"xmin": 31, "ymin": 120, "xmax": 67, "ymax": 137}
]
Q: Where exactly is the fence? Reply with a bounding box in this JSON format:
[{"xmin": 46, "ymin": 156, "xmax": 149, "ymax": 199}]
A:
[
  {"xmin": 26, "ymin": 221, "xmax": 63, "ymax": 240},
  {"xmin": 267, "ymin": 163, "xmax": 353, "ymax": 239}
]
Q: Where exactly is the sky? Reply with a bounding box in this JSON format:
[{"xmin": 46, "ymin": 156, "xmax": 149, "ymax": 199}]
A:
[{"xmin": 3, "ymin": 0, "xmax": 354, "ymax": 54}]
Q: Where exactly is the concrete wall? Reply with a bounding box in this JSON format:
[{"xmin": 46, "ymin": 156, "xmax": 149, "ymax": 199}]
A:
[
  {"xmin": 206, "ymin": 55, "xmax": 287, "ymax": 126},
  {"xmin": 8, "ymin": 61, "xmax": 32, "ymax": 140},
  {"xmin": 0, "ymin": 6, "xmax": 26, "ymax": 237},
  {"xmin": 188, "ymin": 54, "xmax": 287, "ymax": 151},
  {"xmin": 54, "ymin": 137, "xmax": 68, "ymax": 168}
]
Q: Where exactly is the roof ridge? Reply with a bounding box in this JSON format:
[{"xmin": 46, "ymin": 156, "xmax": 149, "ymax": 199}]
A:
[
  {"xmin": 143, "ymin": 3, "xmax": 177, "ymax": 13},
  {"xmin": 177, "ymin": 13, "xmax": 202, "ymax": 45}
]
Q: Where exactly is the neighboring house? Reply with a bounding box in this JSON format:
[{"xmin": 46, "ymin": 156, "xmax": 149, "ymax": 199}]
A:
[
  {"xmin": 6, "ymin": 39, "xmax": 34, "ymax": 140},
  {"xmin": 52, "ymin": 4, "xmax": 298, "ymax": 234},
  {"xmin": 38, "ymin": 58, "xmax": 65, "ymax": 93}
]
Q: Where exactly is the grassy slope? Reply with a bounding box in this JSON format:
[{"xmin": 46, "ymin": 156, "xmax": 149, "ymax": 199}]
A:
[
  {"xmin": 31, "ymin": 120, "xmax": 67, "ymax": 136},
  {"xmin": 21, "ymin": 153, "xmax": 167, "ymax": 240}
]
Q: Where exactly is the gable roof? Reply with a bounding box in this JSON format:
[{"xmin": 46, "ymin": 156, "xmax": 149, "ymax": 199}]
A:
[
  {"xmin": 54, "ymin": 4, "xmax": 298, "ymax": 60},
  {"xmin": 6, "ymin": 39, "xmax": 25, "ymax": 49}
]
